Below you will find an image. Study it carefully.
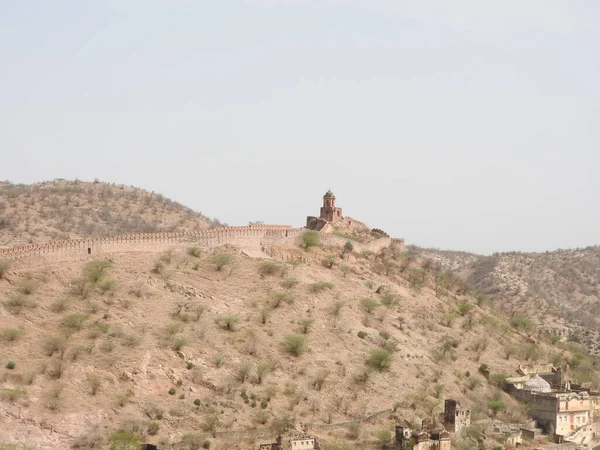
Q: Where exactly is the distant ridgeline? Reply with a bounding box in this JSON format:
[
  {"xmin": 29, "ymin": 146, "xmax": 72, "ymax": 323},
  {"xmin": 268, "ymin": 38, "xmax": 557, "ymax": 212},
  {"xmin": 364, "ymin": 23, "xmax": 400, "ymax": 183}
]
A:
[{"xmin": 0, "ymin": 190, "xmax": 405, "ymax": 267}]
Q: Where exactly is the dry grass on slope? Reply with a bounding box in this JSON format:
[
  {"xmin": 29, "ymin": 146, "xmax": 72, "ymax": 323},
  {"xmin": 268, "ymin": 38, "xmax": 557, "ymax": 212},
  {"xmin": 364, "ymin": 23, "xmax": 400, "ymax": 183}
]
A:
[
  {"xmin": 0, "ymin": 180, "xmax": 222, "ymax": 247},
  {"xmin": 0, "ymin": 241, "xmax": 587, "ymax": 449}
]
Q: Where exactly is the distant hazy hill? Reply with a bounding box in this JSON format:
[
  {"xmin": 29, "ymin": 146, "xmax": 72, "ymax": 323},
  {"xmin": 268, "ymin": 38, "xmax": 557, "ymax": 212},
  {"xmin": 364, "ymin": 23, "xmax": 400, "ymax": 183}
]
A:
[
  {"xmin": 410, "ymin": 245, "xmax": 600, "ymax": 344},
  {"xmin": 0, "ymin": 180, "xmax": 223, "ymax": 247}
]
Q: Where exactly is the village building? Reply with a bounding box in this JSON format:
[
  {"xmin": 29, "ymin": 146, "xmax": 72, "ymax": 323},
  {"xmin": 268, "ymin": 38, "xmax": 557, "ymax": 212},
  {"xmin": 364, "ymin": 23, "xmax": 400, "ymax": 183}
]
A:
[
  {"xmin": 259, "ymin": 433, "xmax": 320, "ymax": 450},
  {"xmin": 506, "ymin": 364, "xmax": 600, "ymax": 443},
  {"xmin": 394, "ymin": 425, "xmax": 451, "ymax": 450},
  {"xmin": 442, "ymin": 399, "xmax": 471, "ymax": 433}
]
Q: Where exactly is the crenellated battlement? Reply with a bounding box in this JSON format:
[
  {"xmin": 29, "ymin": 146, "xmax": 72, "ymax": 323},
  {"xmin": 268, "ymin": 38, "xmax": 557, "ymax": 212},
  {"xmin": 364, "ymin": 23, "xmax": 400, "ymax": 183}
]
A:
[{"xmin": 0, "ymin": 225, "xmax": 307, "ymax": 266}]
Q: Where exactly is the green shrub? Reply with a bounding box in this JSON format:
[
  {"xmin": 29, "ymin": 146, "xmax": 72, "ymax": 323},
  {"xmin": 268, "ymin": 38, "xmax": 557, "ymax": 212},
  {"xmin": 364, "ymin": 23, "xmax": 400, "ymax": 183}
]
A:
[
  {"xmin": 366, "ymin": 348, "xmax": 392, "ymax": 371},
  {"xmin": 85, "ymin": 260, "xmax": 112, "ymax": 283},
  {"xmin": 187, "ymin": 362, "xmax": 194, "ymax": 370},
  {"xmin": 322, "ymin": 255, "xmax": 336, "ymax": 269},
  {"xmin": 61, "ymin": 313, "xmax": 89, "ymax": 333},
  {"xmin": 171, "ymin": 337, "xmax": 186, "ymax": 351},
  {"xmin": 300, "ymin": 230, "xmax": 320, "ymax": 248},
  {"xmin": 309, "ymin": 281, "xmax": 334, "ymax": 293},
  {"xmin": 210, "ymin": 253, "xmax": 234, "ymax": 271},
  {"xmin": 270, "ymin": 291, "xmax": 292, "ymax": 308},
  {"xmin": 42, "ymin": 336, "xmax": 67, "ymax": 356},
  {"xmin": 187, "ymin": 247, "xmax": 202, "ymax": 258},
  {"xmin": 284, "ymin": 334, "xmax": 307, "ymax": 356},
  {"xmin": 360, "ymin": 297, "xmax": 380, "ymax": 314},
  {"xmin": 357, "ymin": 331, "xmax": 368, "ymax": 339},
  {"xmin": 457, "ymin": 300, "xmax": 473, "ymax": 316},
  {"xmin": 168, "ymin": 388, "xmax": 176, "ymax": 395},
  {"xmin": 259, "ymin": 260, "xmax": 284, "ymax": 276},
  {"xmin": 194, "ymin": 398, "xmax": 201, "ymax": 406},
  {"xmin": 0, "ymin": 328, "xmax": 24, "ymax": 342},
  {"xmin": 380, "ymin": 292, "xmax": 400, "ymax": 307},
  {"xmin": 147, "ymin": 422, "xmax": 160, "ymax": 436},
  {"xmin": 99, "ymin": 279, "xmax": 116, "ymax": 294},
  {"xmin": 376, "ymin": 429, "xmax": 392, "ymax": 445},
  {"xmin": 487, "ymin": 400, "xmax": 506, "ymax": 417},
  {"xmin": 6, "ymin": 360, "xmax": 16, "ymax": 370},
  {"xmin": 109, "ymin": 431, "xmax": 140, "ymax": 450},
  {"xmin": 217, "ymin": 315, "xmax": 239, "ymax": 331},
  {"xmin": 298, "ymin": 318, "xmax": 314, "ymax": 334},
  {"xmin": 256, "ymin": 361, "xmax": 271, "ymax": 384},
  {"xmin": 4, "ymin": 293, "xmax": 34, "ymax": 314},
  {"xmin": 510, "ymin": 315, "xmax": 537, "ymax": 334},
  {"xmin": 281, "ymin": 277, "xmax": 299, "ymax": 289},
  {"xmin": 343, "ymin": 240, "xmax": 354, "ymax": 253}
]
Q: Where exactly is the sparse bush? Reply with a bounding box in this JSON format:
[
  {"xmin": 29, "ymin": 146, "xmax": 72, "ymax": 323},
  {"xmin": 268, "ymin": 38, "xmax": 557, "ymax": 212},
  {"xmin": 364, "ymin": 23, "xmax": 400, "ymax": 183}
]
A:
[
  {"xmin": 213, "ymin": 354, "xmax": 225, "ymax": 368},
  {"xmin": 281, "ymin": 277, "xmax": 298, "ymax": 289},
  {"xmin": 171, "ymin": 337, "xmax": 186, "ymax": 351},
  {"xmin": 187, "ymin": 247, "xmax": 202, "ymax": 258},
  {"xmin": 210, "ymin": 253, "xmax": 234, "ymax": 271},
  {"xmin": 284, "ymin": 334, "xmax": 307, "ymax": 357},
  {"xmin": 457, "ymin": 300, "xmax": 473, "ymax": 316},
  {"xmin": 88, "ymin": 375, "xmax": 102, "ymax": 395},
  {"xmin": 380, "ymin": 291, "xmax": 400, "ymax": 307},
  {"xmin": 322, "ymin": 255, "xmax": 336, "ymax": 269},
  {"xmin": 50, "ymin": 298, "xmax": 69, "ymax": 313},
  {"xmin": 109, "ymin": 431, "xmax": 140, "ymax": 449},
  {"xmin": 0, "ymin": 328, "xmax": 24, "ymax": 342},
  {"xmin": 309, "ymin": 281, "xmax": 334, "ymax": 293},
  {"xmin": 99, "ymin": 279, "xmax": 116, "ymax": 294},
  {"xmin": 217, "ymin": 315, "xmax": 239, "ymax": 331},
  {"xmin": 18, "ymin": 277, "xmax": 37, "ymax": 295},
  {"xmin": 270, "ymin": 291, "xmax": 292, "ymax": 308},
  {"xmin": 510, "ymin": 315, "xmax": 537, "ymax": 335},
  {"xmin": 259, "ymin": 260, "xmax": 284, "ymax": 276},
  {"xmin": 256, "ymin": 361, "xmax": 271, "ymax": 384},
  {"xmin": 298, "ymin": 318, "xmax": 314, "ymax": 334},
  {"xmin": 376, "ymin": 429, "xmax": 392, "ymax": 445},
  {"xmin": 61, "ymin": 313, "xmax": 89, "ymax": 334},
  {"xmin": 487, "ymin": 400, "xmax": 506, "ymax": 417},
  {"xmin": 85, "ymin": 260, "xmax": 112, "ymax": 283},
  {"xmin": 331, "ymin": 300, "xmax": 345, "ymax": 317},
  {"xmin": 234, "ymin": 363, "xmax": 252, "ymax": 383},
  {"xmin": 300, "ymin": 230, "xmax": 320, "ymax": 249},
  {"xmin": 147, "ymin": 422, "xmax": 160, "ymax": 436},
  {"xmin": 366, "ymin": 348, "xmax": 392, "ymax": 371},
  {"xmin": 340, "ymin": 265, "xmax": 350, "ymax": 277},
  {"xmin": 71, "ymin": 278, "xmax": 93, "ymax": 299},
  {"xmin": 4, "ymin": 293, "xmax": 34, "ymax": 314},
  {"xmin": 360, "ymin": 297, "xmax": 380, "ymax": 314},
  {"xmin": 311, "ymin": 369, "xmax": 330, "ymax": 391},
  {"xmin": 43, "ymin": 336, "xmax": 67, "ymax": 356},
  {"xmin": 0, "ymin": 387, "xmax": 26, "ymax": 403},
  {"xmin": 343, "ymin": 240, "xmax": 354, "ymax": 254}
]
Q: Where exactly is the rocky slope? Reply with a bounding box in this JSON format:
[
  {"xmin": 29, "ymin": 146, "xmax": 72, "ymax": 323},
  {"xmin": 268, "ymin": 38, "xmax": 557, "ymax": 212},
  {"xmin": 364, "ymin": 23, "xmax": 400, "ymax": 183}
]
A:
[{"xmin": 0, "ymin": 180, "xmax": 221, "ymax": 247}]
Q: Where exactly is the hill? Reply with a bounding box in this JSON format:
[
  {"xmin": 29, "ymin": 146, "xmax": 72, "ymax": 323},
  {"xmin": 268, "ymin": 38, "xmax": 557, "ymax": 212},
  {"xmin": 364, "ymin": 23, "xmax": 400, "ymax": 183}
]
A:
[
  {"xmin": 0, "ymin": 182, "xmax": 598, "ymax": 449},
  {"xmin": 410, "ymin": 245, "xmax": 600, "ymax": 355},
  {"xmin": 0, "ymin": 180, "xmax": 222, "ymax": 248}
]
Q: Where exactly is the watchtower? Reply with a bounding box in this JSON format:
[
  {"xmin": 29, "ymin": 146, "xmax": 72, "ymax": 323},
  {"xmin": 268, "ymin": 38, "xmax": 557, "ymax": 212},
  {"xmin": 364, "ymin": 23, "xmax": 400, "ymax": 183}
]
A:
[{"xmin": 319, "ymin": 189, "xmax": 342, "ymax": 223}]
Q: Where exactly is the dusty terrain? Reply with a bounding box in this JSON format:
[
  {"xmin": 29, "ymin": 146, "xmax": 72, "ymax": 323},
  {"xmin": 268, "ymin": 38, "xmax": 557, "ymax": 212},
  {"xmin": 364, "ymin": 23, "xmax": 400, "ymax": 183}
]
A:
[{"xmin": 0, "ymin": 181, "xmax": 596, "ymax": 450}]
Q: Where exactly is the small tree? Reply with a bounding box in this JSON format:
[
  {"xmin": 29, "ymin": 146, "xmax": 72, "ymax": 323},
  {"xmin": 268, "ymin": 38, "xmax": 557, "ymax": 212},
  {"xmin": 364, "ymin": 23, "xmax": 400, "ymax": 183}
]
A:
[
  {"xmin": 284, "ymin": 334, "xmax": 307, "ymax": 356},
  {"xmin": 217, "ymin": 315, "xmax": 239, "ymax": 331},
  {"xmin": 376, "ymin": 429, "xmax": 392, "ymax": 446},
  {"xmin": 457, "ymin": 300, "xmax": 473, "ymax": 316},
  {"xmin": 298, "ymin": 318, "xmax": 314, "ymax": 334},
  {"xmin": 300, "ymin": 231, "xmax": 320, "ymax": 249},
  {"xmin": 360, "ymin": 298, "xmax": 380, "ymax": 314},
  {"xmin": 367, "ymin": 348, "xmax": 392, "ymax": 371},
  {"xmin": 487, "ymin": 400, "xmax": 506, "ymax": 417},
  {"xmin": 210, "ymin": 253, "xmax": 234, "ymax": 271},
  {"xmin": 255, "ymin": 361, "xmax": 271, "ymax": 384},
  {"xmin": 343, "ymin": 240, "xmax": 354, "ymax": 255}
]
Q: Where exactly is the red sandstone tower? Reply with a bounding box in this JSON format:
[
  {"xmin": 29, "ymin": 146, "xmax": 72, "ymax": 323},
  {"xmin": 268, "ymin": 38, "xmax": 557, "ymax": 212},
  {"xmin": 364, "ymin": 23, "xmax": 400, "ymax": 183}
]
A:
[{"xmin": 319, "ymin": 189, "xmax": 342, "ymax": 223}]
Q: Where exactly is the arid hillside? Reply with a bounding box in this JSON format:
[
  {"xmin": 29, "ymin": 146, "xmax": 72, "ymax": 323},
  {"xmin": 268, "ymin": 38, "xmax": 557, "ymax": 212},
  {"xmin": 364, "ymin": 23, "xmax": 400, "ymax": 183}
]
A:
[
  {"xmin": 410, "ymin": 245, "xmax": 600, "ymax": 354},
  {"xmin": 0, "ymin": 180, "xmax": 222, "ymax": 247},
  {"xmin": 1, "ymin": 234, "xmax": 597, "ymax": 449}
]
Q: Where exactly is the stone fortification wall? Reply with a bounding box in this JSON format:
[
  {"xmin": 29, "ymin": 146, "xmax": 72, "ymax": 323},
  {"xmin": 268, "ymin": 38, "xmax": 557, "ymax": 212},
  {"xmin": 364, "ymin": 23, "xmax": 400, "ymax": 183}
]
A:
[
  {"xmin": 0, "ymin": 225, "xmax": 303, "ymax": 267},
  {"xmin": 0, "ymin": 223, "xmax": 404, "ymax": 267}
]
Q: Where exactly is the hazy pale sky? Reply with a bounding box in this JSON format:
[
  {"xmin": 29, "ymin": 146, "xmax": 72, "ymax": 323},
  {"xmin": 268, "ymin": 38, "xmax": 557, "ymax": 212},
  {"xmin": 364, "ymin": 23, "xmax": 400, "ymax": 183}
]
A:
[{"xmin": 1, "ymin": 1, "xmax": 599, "ymax": 254}]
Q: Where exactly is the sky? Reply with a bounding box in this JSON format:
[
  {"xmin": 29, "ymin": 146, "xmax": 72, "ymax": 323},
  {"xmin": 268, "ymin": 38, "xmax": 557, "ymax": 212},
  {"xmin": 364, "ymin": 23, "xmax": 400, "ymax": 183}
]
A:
[{"xmin": 1, "ymin": 1, "xmax": 599, "ymax": 254}]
